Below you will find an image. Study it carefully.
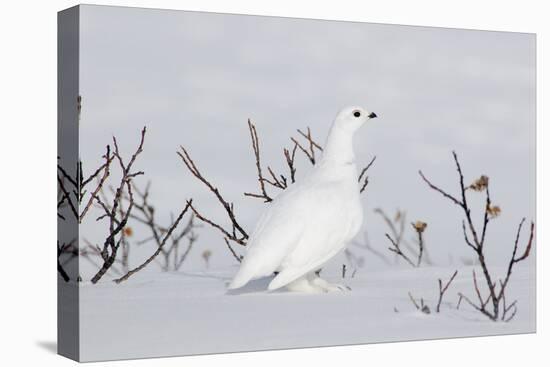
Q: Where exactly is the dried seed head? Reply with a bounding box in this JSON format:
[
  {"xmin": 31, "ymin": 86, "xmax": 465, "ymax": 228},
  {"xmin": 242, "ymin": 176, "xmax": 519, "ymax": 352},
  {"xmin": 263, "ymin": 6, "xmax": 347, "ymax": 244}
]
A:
[
  {"xmin": 412, "ymin": 220, "xmax": 428, "ymax": 233},
  {"xmin": 469, "ymin": 175, "xmax": 489, "ymax": 191},
  {"xmin": 202, "ymin": 249, "xmax": 212, "ymax": 261},
  {"xmin": 394, "ymin": 210, "xmax": 402, "ymax": 222},
  {"xmin": 123, "ymin": 226, "xmax": 133, "ymax": 237},
  {"xmin": 487, "ymin": 205, "xmax": 501, "ymax": 218}
]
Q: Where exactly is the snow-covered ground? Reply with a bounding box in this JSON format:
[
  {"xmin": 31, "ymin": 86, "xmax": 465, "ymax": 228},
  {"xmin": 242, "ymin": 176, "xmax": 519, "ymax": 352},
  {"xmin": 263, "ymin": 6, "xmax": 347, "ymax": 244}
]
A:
[{"xmin": 76, "ymin": 263, "xmax": 535, "ymax": 362}]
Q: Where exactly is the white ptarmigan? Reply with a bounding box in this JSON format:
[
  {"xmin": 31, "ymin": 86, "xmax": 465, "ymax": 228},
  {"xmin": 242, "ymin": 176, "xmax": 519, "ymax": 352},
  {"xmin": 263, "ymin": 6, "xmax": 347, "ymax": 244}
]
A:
[{"xmin": 229, "ymin": 106, "xmax": 377, "ymax": 293}]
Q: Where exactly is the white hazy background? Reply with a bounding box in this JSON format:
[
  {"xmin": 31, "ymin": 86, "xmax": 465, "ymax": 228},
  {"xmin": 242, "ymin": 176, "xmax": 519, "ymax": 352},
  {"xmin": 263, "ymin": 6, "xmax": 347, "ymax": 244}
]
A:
[
  {"xmin": 0, "ymin": 1, "xmax": 547, "ymax": 367},
  {"xmin": 78, "ymin": 5, "xmax": 535, "ymax": 273}
]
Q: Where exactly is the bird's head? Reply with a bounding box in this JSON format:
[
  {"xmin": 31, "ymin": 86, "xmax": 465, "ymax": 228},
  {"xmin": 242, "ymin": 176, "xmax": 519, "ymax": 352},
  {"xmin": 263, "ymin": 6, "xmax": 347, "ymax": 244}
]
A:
[{"xmin": 333, "ymin": 106, "xmax": 377, "ymax": 133}]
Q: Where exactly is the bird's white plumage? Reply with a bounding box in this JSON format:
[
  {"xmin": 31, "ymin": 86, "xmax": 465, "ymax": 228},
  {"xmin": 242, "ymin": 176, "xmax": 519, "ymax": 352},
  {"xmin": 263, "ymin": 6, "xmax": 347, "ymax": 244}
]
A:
[{"xmin": 229, "ymin": 106, "xmax": 376, "ymax": 292}]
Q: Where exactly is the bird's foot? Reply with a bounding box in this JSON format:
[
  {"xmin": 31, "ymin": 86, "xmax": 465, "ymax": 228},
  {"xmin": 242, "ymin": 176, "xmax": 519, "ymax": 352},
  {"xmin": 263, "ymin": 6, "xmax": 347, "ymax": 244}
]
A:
[
  {"xmin": 285, "ymin": 276, "xmax": 326, "ymax": 293},
  {"xmin": 308, "ymin": 276, "xmax": 351, "ymax": 292}
]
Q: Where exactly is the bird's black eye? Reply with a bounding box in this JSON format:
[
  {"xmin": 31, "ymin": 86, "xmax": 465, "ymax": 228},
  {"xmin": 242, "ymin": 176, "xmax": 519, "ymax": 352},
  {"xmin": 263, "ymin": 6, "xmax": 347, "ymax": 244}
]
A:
[{"xmin": 353, "ymin": 111, "xmax": 361, "ymax": 118}]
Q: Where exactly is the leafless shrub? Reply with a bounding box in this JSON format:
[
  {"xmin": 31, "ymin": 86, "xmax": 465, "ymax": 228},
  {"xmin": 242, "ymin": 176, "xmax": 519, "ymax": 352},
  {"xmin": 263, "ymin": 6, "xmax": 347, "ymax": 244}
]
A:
[
  {"xmin": 419, "ymin": 151, "xmax": 534, "ymax": 321},
  {"xmin": 89, "ymin": 128, "xmax": 147, "ymax": 283},
  {"xmin": 436, "ymin": 270, "xmax": 458, "ymax": 313},
  {"xmin": 375, "ymin": 209, "xmax": 434, "ymax": 267},
  {"xmin": 408, "ymin": 270, "xmax": 458, "ymax": 314},
  {"xmin": 243, "ymin": 123, "xmax": 326, "ymax": 201},
  {"xmin": 82, "ymin": 181, "xmax": 198, "ymax": 280},
  {"xmin": 408, "ymin": 292, "xmax": 431, "ymax": 314},
  {"xmin": 343, "ymin": 248, "xmax": 366, "ymax": 275},
  {"xmin": 385, "ymin": 233, "xmax": 416, "ymax": 268},
  {"xmin": 57, "ymin": 240, "xmax": 76, "ymax": 282},
  {"xmin": 118, "ymin": 182, "xmax": 198, "ymax": 272},
  {"xmin": 352, "ymin": 232, "xmax": 392, "ymax": 266},
  {"xmin": 57, "ymin": 140, "xmax": 114, "ymax": 281},
  {"xmin": 57, "ymin": 146, "xmax": 114, "ymax": 224},
  {"xmin": 177, "ymin": 146, "xmax": 249, "ymax": 248},
  {"xmin": 178, "ymin": 120, "xmax": 376, "ymax": 260},
  {"xmin": 58, "ymin": 126, "xmax": 197, "ymax": 283},
  {"xmin": 81, "ymin": 238, "xmax": 123, "ymax": 275},
  {"xmin": 114, "ymin": 200, "xmax": 193, "ymax": 283}
]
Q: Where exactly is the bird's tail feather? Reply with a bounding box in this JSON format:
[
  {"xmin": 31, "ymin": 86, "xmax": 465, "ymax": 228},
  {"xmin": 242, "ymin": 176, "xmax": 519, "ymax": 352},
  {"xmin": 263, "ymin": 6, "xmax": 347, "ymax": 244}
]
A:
[
  {"xmin": 267, "ymin": 267, "xmax": 304, "ymax": 291},
  {"xmin": 228, "ymin": 264, "xmax": 255, "ymax": 290}
]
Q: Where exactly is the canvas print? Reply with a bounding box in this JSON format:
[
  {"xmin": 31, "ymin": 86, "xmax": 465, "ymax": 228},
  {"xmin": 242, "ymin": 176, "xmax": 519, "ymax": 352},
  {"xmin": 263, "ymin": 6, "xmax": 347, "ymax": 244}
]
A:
[{"xmin": 57, "ymin": 5, "xmax": 536, "ymax": 362}]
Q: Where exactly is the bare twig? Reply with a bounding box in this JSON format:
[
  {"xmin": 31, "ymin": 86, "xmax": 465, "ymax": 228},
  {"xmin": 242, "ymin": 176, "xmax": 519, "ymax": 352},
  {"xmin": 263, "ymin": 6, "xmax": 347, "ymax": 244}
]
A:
[
  {"xmin": 283, "ymin": 142, "xmax": 298, "ymax": 184},
  {"xmin": 408, "ymin": 292, "xmax": 420, "ymax": 310},
  {"xmin": 297, "ymin": 127, "xmax": 323, "ymax": 151},
  {"xmin": 57, "ymin": 174, "xmax": 78, "ymax": 219},
  {"xmin": 224, "ymin": 237, "xmax": 242, "ymax": 263},
  {"xmin": 57, "ymin": 241, "xmax": 72, "ymax": 282},
  {"xmin": 174, "ymin": 232, "xmax": 197, "ymax": 271},
  {"xmin": 375, "ymin": 209, "xmax": 429, "ymax": 266},
  {"xmin": 344, "ymin": 248, "xmax": 365, "ymax": 270},
  {"xmin": 291, "ymin": 126, "xmax": 322, "ymax": 164},
  {"xmin": 386, "ymin": 233, "xmax": 416, "ymax": 268},
  {"xmin": 58, "ymin": 144, "xmax": 115, "ymax": 224},
  {"xmin": 456, "ymin": 294, "xmax": 463, "ymax": 310},
  {"xmin": 408, "ymin": 292, "xmax": 431, "ymax": 314},
  {"xmin": 79, "ymin": 146, "xmax": 113, "ymax": 222},
  {"xmin": 358, "ymin": 156, "xmax": 376, "ymax": 193},
  {"xmin": 436, "ymin": 270, "xmax": 458, "ymax": 312},
  {"xmin": 498, "ymin": 219, "xmax": 534, "ymax": 300},
  {"xmin": 375, "ymin": 208, "xmax": 407, "ymax": 264},
  {"xmin": 178, "ymin": 147, "xmax": 249, "ymax": 245},
  {"xmin": 114, "ymin": 200, "xmax": 193, "ymax": 283},
  {"xmin": 418, "ymin": 169, "xmax": 462, "ymax": 207},
  {"xmin": 118, "ymin": 182, "xmax": 198, "ymax": 272},
  {"xmin": 411, "ymin": 221, "xmax": 427, "ymax": 267},
  {"xmin": 380, "ymin": 212, "xmax": 428, "ymax": 269},
  {"xmin": 187, "ymin": 202, "xmax": 247, "ymax": 246},
  {"xmin": 353, "ymin": 232, "xmax": 392, "ymax": 266},
  {"xmin": 244, "ymin": 119, "xmax": 273, "ymax": 202}
]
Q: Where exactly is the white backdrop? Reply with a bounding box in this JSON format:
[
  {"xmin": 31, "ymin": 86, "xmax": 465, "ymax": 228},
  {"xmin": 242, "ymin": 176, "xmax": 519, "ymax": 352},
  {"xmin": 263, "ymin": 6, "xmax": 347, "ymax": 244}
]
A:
[{"xmin": 0, "ymin": 0, "xmax": 547, "ymax": 366}]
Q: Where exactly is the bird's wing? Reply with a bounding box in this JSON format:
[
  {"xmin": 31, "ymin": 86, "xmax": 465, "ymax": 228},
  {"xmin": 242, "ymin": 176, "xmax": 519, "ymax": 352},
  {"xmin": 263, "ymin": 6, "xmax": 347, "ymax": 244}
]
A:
[
  {"xmin": 267, "ymin": 242, "xmax": 343, "ymax": 291},
  {"xmin": 229, "ymin": 180, "xmax": 360, "ymax": 290},
  {"xmin": 228, "ymin": 186, "xmax": 315, "ymax": 289},
  {"xmin": 267, "ymin": 182, "xmax": 362, "ymax": 290}
]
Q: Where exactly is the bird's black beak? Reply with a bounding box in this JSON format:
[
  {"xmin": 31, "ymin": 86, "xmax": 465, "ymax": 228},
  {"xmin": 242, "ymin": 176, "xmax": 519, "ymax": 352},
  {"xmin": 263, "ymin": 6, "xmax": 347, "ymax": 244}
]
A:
[{"xmin": 368, "ymin": 112, "xmax": 377, "ymax": 119}]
